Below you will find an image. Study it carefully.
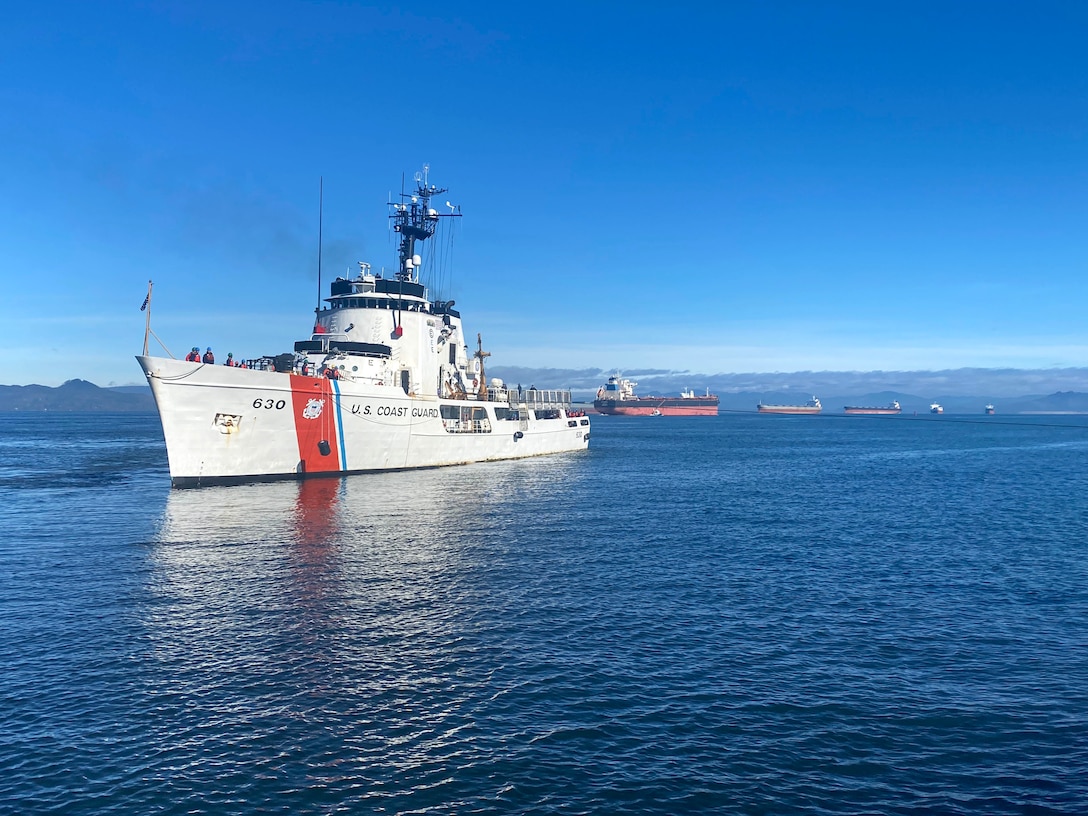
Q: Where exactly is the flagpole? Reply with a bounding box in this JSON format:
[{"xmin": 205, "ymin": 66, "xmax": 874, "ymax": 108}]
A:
[{"xmin": 142, "ymin": 280, "xmax": 153, "ymax": 356}]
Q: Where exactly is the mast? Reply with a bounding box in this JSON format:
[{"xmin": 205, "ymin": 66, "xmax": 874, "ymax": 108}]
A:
[
  {"xmin": 474, "ymin": 333, "xmax": 490, "ymax": 400},
  {"xmin": 389, "ymin": 163, "xmax": 460, "ymax": 282}
]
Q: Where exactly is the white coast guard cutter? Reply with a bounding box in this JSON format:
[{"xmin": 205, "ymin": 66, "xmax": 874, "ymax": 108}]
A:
[{"xmin": 137, "ymin": 167, "xmax": 590, "ymax": 487}]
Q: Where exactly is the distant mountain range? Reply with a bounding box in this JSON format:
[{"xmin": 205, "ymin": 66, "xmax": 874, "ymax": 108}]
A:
[
  {"xmin": 710, "ymin": 390, "xmax": 1088, "ymax": 415},
  {"xmin": 3, "ymin": 372, "xmax": 1088, "ymax": 414},
  {"xmin": 489, "ymin": 366, "xmax": 1088, "ymax": 414},
  {"xmin": 0, "ymin": 380, "xmax": 154, "ymax": 411},
  {"xmin": 489, "ymin": 365, "xmax": 1088, "ymax": 404}
]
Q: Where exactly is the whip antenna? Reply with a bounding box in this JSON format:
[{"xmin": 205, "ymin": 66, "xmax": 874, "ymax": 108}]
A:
[{"xmin": 315, "ymin": 176, "xmax": 323, "ymax": 315}]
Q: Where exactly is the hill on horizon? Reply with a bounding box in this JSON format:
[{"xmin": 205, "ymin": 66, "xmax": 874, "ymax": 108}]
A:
[
  {"xmin": 705, "ymin": 389, "xmax": 1088, "ymax": 415},
  {"xmin": 0, "ymin": 380, "xmax": 154, "ymax": 412}
]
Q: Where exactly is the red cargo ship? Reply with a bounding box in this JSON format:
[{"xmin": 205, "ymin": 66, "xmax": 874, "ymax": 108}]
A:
[{"xmin": 593, "ymin": 375, "xmax": 719, "ymax": 416}]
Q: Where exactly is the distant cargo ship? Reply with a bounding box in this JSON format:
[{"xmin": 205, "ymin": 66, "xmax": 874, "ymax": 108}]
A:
[
  {"xmin": 593, "ymin": 375, "xmax": 719, "ymax": 416},
  {"xmin": 757, "ymin": 397, "xmax": 822, "ymax": 415},
  {"xmin": 930, "ymin": 402, "xmax": 944, "ymax": 414},
  {"xmin": 844, "ymin": 401, "xmax": 901, "ymax": 415}
]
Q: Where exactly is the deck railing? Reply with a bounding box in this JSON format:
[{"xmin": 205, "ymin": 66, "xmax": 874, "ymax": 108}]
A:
[
  {"xmin": 441, "ymin": 418, "xmax": 493, "ymax": 434},
  {"xmin": 487, "ymin": 387, "xmax": 572, "ymax": 408}
]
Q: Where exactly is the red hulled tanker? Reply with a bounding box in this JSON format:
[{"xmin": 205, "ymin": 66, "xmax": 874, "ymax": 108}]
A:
[{"xmin": 593, "ymin": 375, "xmax": 719, "ymax": 416}]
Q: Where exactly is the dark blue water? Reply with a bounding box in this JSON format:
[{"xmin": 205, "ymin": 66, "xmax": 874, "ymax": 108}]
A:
[{"xmin": 2, "ymin": 411, "xmax": 1088, "ymax": 814}]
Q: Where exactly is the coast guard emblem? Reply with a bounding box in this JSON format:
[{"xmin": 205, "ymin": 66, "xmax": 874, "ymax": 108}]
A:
[{"xmin": 302, "ymin": 398, "xmax": 325, "ymax": 419}]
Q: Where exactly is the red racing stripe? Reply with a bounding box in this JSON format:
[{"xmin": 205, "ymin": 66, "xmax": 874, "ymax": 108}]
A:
[{"xmin": 289, "ymin": 374, "xmax": 342, "ymax": 474}]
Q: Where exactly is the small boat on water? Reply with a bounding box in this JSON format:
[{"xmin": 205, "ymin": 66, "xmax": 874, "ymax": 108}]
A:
[
  {"xmin": 985, "ymin": 404, "xmax": 995, "ymax": 415},
  {"xmin": 930, "ymin": 402, "xmax": 944, "ymax": 414},
  {"xmin": 593, "ymin": 375, "xmax": 719, "ymax": 416},
  {"xmin": 844, "ymin": 400, "xmax": 901, "ymax": 415},
  {"xmin": 757, "ymin": 396, "xmax": 822, "ymax": 415}
]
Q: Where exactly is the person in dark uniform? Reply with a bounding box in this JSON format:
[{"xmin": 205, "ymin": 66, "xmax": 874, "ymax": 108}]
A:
[{"xmin": 202, "ymin": 347, "xmax": 215, "ymax": 364}]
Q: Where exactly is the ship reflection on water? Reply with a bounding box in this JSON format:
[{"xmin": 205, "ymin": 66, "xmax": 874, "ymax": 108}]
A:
[
  {"xmin": 145, "ymin": 456, "xmax": 587, "ymax": 691},
  {"xmin": 155, "ymin": 454, "xmax": 583, "ymax": 556}
]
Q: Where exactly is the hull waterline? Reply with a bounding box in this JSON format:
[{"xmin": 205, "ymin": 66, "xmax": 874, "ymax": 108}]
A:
[
  {"xmin": 593, "ymin": 399, "xmax": 719, "ymax": 417},
  {"xmin": 844, "ymin": 401, "xmax": 901, "ymax": 415}
]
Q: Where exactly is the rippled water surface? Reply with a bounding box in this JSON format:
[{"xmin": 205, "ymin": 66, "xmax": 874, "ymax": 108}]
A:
[{"xmin": 2, "ymin": 411, "xmax": 1088, "ymax": 814}]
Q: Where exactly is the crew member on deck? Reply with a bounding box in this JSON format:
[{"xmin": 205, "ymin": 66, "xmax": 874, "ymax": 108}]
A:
[
  {"xmin": 202, "ymin": 347, "xmax": 215, "ymax": 364},
  {"xmin": 186, "ymin": 347, "xmax": 201, "ymax": 362},
  {"xmin": 224, "ymin": 353, "xmax": 235, "ymax": 367}
]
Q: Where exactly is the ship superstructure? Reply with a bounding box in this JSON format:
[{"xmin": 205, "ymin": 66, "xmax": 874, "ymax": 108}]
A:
[{"xmin": 138, "ymin": 167, "xmax": 590, "ymax": 486}]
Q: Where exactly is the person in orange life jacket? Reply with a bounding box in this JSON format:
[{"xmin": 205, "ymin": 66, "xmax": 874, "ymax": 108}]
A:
[
  {"xmin": 224, "ymin": 352, "xmax": 236, "ymax": 366},
  {"xmin": 324, "ymin": 366, "xmax": 340, "ymax": 380},
  {"xmin": 185, "ymin": 346, "xmax": 201, "ymax": 362},
  {"xmin": 202, "ymin": 347, "xmax": 215, "ymax": 364}
]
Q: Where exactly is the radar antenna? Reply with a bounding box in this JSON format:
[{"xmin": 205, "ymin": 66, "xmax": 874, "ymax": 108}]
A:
[{"xmin": 389, "ymin": 165, "xmax": 461, "ymax": 282}]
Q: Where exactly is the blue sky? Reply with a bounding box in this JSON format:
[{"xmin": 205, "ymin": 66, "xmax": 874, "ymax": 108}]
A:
[{"xmin": 3, "ymin": 1, "xmax": 1087, "ymax": 387}]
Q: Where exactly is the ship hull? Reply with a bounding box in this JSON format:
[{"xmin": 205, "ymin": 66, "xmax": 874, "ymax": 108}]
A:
[
  {"xmin": 757, "ymin": 405, "xmax": 822, "ymax": 415},
  {"xmin": 140, "ymin": 356, "xmax": 590, "ymax": 487},
  {"xmin": 844, "ymin": 407, "xmax": 901, "ymax": 415},
  {"xmin": 593, "ymin": 398, "xmax": 719, "ymax": 416}
]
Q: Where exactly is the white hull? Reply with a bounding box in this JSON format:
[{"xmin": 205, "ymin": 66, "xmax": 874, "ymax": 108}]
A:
[{"xmin": 140, "ymin": 356, "xmax": 590, "ymax": 487}]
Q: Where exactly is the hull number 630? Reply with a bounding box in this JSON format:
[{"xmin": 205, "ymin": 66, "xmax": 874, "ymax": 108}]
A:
[{"xmin": 253, "ymin": 398, "xmax": 287, "ymax": 410}]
